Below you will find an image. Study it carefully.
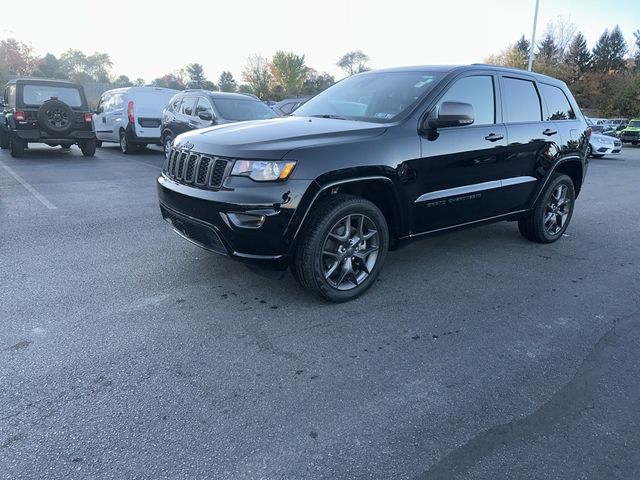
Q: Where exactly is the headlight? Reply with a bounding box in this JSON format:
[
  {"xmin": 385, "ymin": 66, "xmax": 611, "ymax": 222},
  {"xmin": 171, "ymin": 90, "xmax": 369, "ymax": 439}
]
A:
[{"xmin": 231, "ymin": 160, "xmax": 296, "ymax": 181}]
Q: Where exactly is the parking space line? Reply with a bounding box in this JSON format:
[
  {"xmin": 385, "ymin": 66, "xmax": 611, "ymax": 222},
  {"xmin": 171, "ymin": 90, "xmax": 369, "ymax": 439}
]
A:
[{"xmin": 0, "ymin": 159, "xmax": 57, "ymax": 210}]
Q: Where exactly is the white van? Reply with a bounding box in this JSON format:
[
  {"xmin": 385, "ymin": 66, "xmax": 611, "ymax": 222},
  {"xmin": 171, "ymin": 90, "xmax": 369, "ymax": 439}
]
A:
[{"xmin": 94, "ymin": 86, "xmax": 178, "ymax": 154}]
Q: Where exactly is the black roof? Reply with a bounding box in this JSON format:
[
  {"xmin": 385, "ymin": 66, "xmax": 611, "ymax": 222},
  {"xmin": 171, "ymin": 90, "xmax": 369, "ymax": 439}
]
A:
[
  {"xmin": 363, "ymin": 64, "xmax": 566, "ymax": 86},
  {"xmin": 175, "ymin": 90, "xmax": 261, "ymax": 101},
  {"xmin": 6, "ymin": 77, "xmax": 82, "ymax": 87}
]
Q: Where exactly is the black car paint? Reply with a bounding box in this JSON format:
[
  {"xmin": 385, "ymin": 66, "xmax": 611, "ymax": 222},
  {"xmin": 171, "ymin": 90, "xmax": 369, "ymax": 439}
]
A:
[{"xmin": 157, "ymin": 65, "xmax": 589, "ymax": 270}]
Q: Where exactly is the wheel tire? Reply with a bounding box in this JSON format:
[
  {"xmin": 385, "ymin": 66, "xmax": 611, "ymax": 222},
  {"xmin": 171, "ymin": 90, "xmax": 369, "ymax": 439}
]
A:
[
  {"xmin": 518, "ymin": 174, "xmax": 575, "ymax": 244},
  {"xmin": 592, "ymin": 154, "xmax": 604, "ymax": 158},
  {"xmin": 586, "ymin": 144, "xmax": 593, "ymax": 158},
  {"xmin": 119, "ymin": 130, "xmax": 137, "ymax": 154},
  {"xmin": 293, "ymin": 194, "xmax": 388, "ymax": 302},
  {"xmin": 162, "ymin": 133, "xmax": 174, "ymax": 158},
  {"xmin": 37, "ymin": 99, "xmax": 74, "ymax": 135},
  {"xmin": 10, "ymin": 135, "xmax": 25, "ymax": 158},
  {"xmin": 80, "ymin": 139, "xmax": 96, "ymax": 157},
  {"xmin": 95, "ymin": 139, "xmax": 102, "ymax": 148},
  {"xmin": 0, "ymin": 129, "xmax": 9, "ymax": 149},
  {"xmin": 632, "ymin": 141, "xmax": 638, "ymax": 146}
]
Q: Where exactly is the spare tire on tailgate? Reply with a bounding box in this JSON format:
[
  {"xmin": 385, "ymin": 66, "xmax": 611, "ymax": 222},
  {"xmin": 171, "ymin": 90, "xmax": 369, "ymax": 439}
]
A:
[{"xmin": 37, "ymin": 99, "xmax": 74, "ymax": 135}]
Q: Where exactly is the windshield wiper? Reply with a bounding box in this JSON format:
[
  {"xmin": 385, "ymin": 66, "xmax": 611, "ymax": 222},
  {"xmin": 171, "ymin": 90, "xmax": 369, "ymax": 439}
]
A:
[{"xmin": 308, "ymin": 114, "xmax": 348, "ymax": 120}]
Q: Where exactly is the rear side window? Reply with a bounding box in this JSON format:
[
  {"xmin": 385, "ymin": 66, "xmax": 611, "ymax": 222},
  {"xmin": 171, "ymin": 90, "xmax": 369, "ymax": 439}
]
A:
[
  {"xmin": 112, "ymin": 93, "xmax": 124, "ymax": 109},
  {"xmin": 502, "ymin": 77, "xmax": 542, "ymax": 123},
  {"xmin": 180, "ymin": 97, "xmax": 197, "ymax": 116},
  {"xmin": 279, "ymin": 102, "xmax": 296, "ymax": 114},
  {"xmin": 7, "ymin": 85, "xmax": 16, "ymax": 105},
  {"xmin": 437, "ymin": 75, "xmax": 495, "ymax": 125},
  {"xmin": 540, "ymin": 84, "xmax": 576, "ymax": 121},
  {"xmin": 168, "ymin": 97, "xmax": 182, "ymax": 112}
]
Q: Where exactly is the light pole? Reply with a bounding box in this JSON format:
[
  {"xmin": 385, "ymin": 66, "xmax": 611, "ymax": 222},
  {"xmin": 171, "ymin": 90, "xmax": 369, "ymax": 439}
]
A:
[{"xmin": 528, "ymin": 0, "xmax": 540, "ymax": 71}]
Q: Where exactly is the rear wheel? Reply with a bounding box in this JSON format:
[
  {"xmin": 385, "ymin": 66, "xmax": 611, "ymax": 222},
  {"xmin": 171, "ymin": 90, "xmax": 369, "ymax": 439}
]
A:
[
  {"xmin": 518, "ymin": 174, "xmax": 575, "ymax": 244},
  {"xmin": 10, "ymin": 135, "xmax": 25, "ymax": 158},
  {"xmin": 119, "ymin": 130, "xmax": 137, "ymax": 154},
  {"xmin": 95, "ymin": 139, "xmax": 102, "ymax": 148},
  {"xmin": 80, "ymin": 139, "xmax": 96, "ymax": 157},
  {"xmin": 293, "ymin": 195, "xmax": 388, "ymax": 302}
]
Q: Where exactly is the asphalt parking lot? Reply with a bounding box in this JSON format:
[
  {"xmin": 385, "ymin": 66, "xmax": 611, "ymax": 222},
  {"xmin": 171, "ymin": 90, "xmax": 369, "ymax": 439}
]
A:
[{"xmin": 1, "ymin": 143, "xmax": 639, "ymax": 480}]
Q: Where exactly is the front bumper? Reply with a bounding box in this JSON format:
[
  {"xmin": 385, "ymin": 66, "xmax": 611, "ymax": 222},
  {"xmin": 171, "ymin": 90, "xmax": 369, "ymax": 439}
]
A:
[
  {"xmin": 13, "ymin": 128, "xmax": 95, "ymax": 142},
  {"xmin": 591, "ymin": 141, "xmax": 622, "ymax": 155},
  {"xmin": 619, "ymin": 132, "xmax": 639, "ymax": 143},
  {"xmin": 157, "ymin": 174, "xmax": 313, "ymax": 270}
]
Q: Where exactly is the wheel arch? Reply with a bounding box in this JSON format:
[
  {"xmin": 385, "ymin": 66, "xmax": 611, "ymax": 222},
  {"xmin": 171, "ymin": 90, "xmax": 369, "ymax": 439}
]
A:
[
  {"xmin": 530, "ymin": 156, "xmax": 585, "ymax": 206},
  {"xmin": 289, "ymin": 175, "xmax": 406, "ymax": 252}
]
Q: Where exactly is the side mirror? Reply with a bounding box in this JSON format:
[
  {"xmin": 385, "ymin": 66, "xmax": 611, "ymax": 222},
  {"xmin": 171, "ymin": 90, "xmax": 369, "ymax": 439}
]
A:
[
  {"xmin": 198, "ymin": 111, "xmax": 213, "ymax": 122},
  {"xmin": 426, "ymin": 101, "xmax": 475, "ymax": 130}
]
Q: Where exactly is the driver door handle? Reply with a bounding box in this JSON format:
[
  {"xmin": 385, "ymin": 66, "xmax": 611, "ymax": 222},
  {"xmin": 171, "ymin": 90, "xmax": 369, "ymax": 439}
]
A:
[
  {"xmin": 484, "ymin": 133, "xmax": 504, "ymax": 142},
  {"xmin": 543, "ymin": 128, "xmax": 557, "ymax": 136}
]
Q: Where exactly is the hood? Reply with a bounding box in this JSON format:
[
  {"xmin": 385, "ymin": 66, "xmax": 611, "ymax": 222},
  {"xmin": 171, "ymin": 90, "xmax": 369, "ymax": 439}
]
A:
[
  {"xmin": 591, "ymin": 133, "xmax": 616, "ymax": 142},
  {"xmin": 174, "ymin": 116, "xmax": 387, "ymax": 159},
  {"xmin": 622, "ymin": 125, "xmax": 640, "ymax": 132}
]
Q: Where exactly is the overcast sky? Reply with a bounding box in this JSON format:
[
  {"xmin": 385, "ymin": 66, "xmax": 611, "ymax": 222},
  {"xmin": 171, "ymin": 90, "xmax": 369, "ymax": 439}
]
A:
[{"xmin": 1, "ymin": 0, "xmax": 638, "ymax": 83}]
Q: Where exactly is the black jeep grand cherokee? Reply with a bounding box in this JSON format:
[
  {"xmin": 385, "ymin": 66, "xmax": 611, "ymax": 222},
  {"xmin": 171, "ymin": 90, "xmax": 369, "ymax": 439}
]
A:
[
  {"xmin": 0, "ymin": 78, "xmax": 96, "ymax": 157},
  {"xmin": 158, "ymin": 65, "xmax": 589, "ymax": 302}
]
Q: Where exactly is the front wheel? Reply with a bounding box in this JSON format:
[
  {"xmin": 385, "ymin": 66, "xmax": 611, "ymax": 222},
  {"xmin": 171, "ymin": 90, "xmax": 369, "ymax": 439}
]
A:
[
  {"xmin": 162, "ymin": 133, "xmax": 174, "ymax": 158},
  {"xmin": 0, "ymin": 129, "xmax": 9, "ymax": 149},
  {"xmin": 518, "ymin": 174, "xmax": 575, "ymax": 244},
  {"xmin": 293, "ymin": 195, "xmax": 388, "ymax": 302}
]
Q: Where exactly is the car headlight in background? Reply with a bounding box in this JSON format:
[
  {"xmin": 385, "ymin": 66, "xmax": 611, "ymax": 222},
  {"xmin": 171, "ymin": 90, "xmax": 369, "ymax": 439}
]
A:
[{"xmin": 231, "ymin": 160, "xmax": 296, "ymax": 181}]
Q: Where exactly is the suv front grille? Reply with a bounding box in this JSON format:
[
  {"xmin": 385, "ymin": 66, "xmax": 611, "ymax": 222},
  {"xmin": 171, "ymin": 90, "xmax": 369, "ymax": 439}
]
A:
[{"xmin": 164, "ymin": 148, "xmax": 231, "ymax": 190}]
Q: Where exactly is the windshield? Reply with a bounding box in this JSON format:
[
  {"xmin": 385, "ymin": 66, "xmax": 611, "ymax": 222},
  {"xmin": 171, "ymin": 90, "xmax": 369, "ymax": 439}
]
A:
[
  {"xmin": 22, "ymin": 85, "xmax": 83, "ymax": 107},
  {"xmin": 293, "ymin": 71, "xmax": 443, "ymax": 123},
  {"xmin": 213, "ymin": 98, "xmax": 277, "ymax": 121},
  {"xmin": 628, "ymin": 120, "xmax": 640, "ymax": 128}
]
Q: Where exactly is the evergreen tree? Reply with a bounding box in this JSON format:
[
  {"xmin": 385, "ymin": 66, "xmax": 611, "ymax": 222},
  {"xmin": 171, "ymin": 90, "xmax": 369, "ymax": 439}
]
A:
[
  {"xmin": 592, "ymin": 26, "xmax": 628, "ymax": 73},
  {"xmin": 566, "ymin": 32, "xmax": 591, "ymax": 79},
  {"xmin": 218, "ymin": 71, "xmax": 237, "ymax": 92}
]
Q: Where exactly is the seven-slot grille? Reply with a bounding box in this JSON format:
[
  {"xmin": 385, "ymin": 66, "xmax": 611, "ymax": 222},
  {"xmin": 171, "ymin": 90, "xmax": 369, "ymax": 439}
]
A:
[{"xmin": 164, "ymin": 148, "xmax": 230, "ymax": 189}]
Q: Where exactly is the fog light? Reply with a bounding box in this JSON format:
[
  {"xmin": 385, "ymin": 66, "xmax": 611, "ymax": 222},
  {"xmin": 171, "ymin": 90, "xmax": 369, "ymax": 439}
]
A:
[{"xmin": 227, "ymin": 212, "xmax": 266, "ymax": 229}]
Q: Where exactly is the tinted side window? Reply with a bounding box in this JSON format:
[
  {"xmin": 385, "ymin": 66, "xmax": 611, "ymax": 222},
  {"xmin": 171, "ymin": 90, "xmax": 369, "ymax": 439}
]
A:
[
  {"xmin": 168, "ymin": 97, "xmax": 182, "ymax": 113},
  {"xmin": 7, "ymin": 85, "xmax": 16, "ymax": 106},
  {"xmin": 540, "ymin": 84, "xmax": 576, "ymax": 121},
  {"xmin": 502, "ymin": 77, "xmax": 542, "ymax": 123},
  {"xmin": 195, "ymin": 97, "xmax": 214, "ymax": 117},
  {"xmin": 280, "ymin": 102, "xmax": 296, "ymax": 114},
  {"xmin": 180, "ymin": 97, "xmax": 197, "ymax": 116},
  {"xmin": 437, "ymin": 75, "xmax": 495, "ymax": 125}
]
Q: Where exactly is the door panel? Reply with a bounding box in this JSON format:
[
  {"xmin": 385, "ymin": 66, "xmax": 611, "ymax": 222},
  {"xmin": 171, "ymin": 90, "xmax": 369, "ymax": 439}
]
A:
[{"xmin": 412, "ymin": 124, "xmax": 508, "ymax": 233}]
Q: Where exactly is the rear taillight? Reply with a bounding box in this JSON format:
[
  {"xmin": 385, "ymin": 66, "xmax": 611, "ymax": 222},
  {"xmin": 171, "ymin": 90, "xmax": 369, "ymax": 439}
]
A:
[
  {"xmin": 15, "ymin": 111, "xmax": 25, "ymax": 122},
  {"xmin": 84, "ymin": 112, "xmax": 93, "ymax": 123},
  {"xmin": 127, "ymin": 101, "xmax": 134, "ymax": 124}
]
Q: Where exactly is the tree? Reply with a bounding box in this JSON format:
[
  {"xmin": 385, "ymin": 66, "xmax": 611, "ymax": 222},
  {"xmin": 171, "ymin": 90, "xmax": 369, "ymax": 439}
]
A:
[
  {"xmin": 0, "ymin": 38, "xmax": 37, "ymax": 75},
  {"xmin": 337, "ymin": 50, "xmax": 370, "ymax": 76},
  {"xmin": 515, "ymin": 35, "xmax": 530, "ymax": 66},
  {"xmin": 301, "ymin": 70, "xmax": 335, "ymax": 95},
  {"xmin": 201, "ymin": 80, "xmax": 218, "ymax": 91},
  {"xmin": 566, "ymin": 32, "xmax": 591, "ymax": 80},
  {"xmin": 269, "ymin": 51, "xmax": 308, "ymax": 97},
  {"xmin": 86, "ymin": 53, "xmax": 112, "ymax": 82},
  {"xmin": 537, "ymin": 32, "xmax": 560, "ymax": 65},
  {"xmin": 114, "ymin": 75, "xmax": 133, "ymax": 87},
  {"xmin": 134, "ymin": 78, "xmax": 146, "ymax": 86},
  {"xmin": 185, "ymin": 63, "xmax": 206, "ymax": 88},
  {"xmin": 633, "ymin": 29, "xmax": 640, "ymax": 71},
  {"xmin": 592, "ymin": 26, "xmax": 628, "ymax": 73},
  {"xmin": 484, "ymin": 41, "xmax": 528, "ymax": 70},
  {"xmin": 218, "ymin": 71, "xmax": 237, "ymax": 92},
  {"xmin": 59, "ymin": 49, "xmax": 88, "ymax": 78},
  {"xmin": 241, "ymin": 55, "xmax": 273, "ymax": 99},
  {"xmin": 35, "ymin": 53, "xmax": 65, "ymax": 79},
  {"xmin": 152, "ymin": 73, "xmax": 186, "ymax": 90}
]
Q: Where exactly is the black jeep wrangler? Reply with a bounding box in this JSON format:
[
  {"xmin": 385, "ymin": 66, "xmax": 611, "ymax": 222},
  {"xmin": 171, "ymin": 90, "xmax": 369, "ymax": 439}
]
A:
[
  {"xmin": 158, "ymin": 65, "xmax": 589, "ymax": 302},
  {"xmin": 0, "ymin": 78, "xmax": 96, "ymax": 157}
]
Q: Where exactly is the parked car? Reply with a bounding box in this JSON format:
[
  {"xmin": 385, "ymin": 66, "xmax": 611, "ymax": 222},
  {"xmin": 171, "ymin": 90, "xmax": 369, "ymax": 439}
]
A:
[
  {"xmin": 586, "ymin": 117, "xmax": 616, "ymax": 137},
  {"xmin": 587, "ymin": 132, "xmax": 622, "ymax": 157},
  {"xmin": 603, "ymin": 118, "xmax": 628, "ymax": 132},
  {"xmin": 0, "ymin": 78, "xmax": 96, "ymax": 157},
  {"xmin": 93, "ymin": 86, "xmax": 178, "ymax": 154},
  {"xmin": 161, "ymin": 90, "xmax": 277, "ymax": 157},
  {"xmin": 618, "ymin": 119, "xmax": 640, "ymax": 145},
  {"xmin": 158, "ymin": 65, "xmax": 589, "ymax": 302},
  {"xmin": 271, "ymin": 96, "xmax": 311, "ymax": 116}
]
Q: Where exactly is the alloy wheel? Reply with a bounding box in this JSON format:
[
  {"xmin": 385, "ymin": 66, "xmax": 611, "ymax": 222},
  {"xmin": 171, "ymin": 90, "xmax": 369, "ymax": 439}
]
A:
[
  {"xmin": 544, "ymin": 184, "xmax": 571, "ymax": 236},
  {"xmin": 321, "ymin": 214, "xmax": 379, "ymax": 291},
  {"xmin": 120, "ymin": 134, "xmax": 127, "ymax": 153}
]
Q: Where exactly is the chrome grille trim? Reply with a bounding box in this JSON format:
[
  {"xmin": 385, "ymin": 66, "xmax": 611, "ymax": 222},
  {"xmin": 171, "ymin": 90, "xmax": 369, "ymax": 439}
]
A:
[{"xmin": 164, "ymin": 148, "xmax": 232, "ymax": 190}]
